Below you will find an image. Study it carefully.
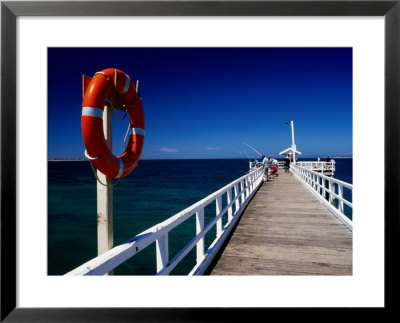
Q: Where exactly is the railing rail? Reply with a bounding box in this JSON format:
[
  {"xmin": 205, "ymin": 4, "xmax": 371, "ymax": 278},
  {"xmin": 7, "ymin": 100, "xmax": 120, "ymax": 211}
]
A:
[
  {"xmin": 66, "ymin": 166, "xmax": 266, "ymax": 276},
  {"xmin": 296, "ymin": 161, "xmax": 335, "ymax": 173},
  {"xmin": 290, "ymin": 164, "xmax": 352, "ymax": 231},
  {"xmin": 250, "ymin": 160, "xmax": 334, "ymax": 171}
]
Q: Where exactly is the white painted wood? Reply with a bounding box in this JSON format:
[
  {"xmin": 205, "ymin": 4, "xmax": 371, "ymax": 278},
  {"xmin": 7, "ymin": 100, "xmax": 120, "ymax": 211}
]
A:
[
  {"xmin": 216, "ymin": 195, "xmax": 223, "ymax": 237},
  {"xmin": 227, "ymin": 188, "xmax": 232, "ymax": 222},
  {"xmin": 240, "ymin": 180, "xmax": 245, "ymax": 204},
  {"xmin": 234, "ymin": 183, "xmax": 240, "ymax": 213},
  {"xmin": 156, "ymin": 234, "xmax": 169, "ymax": 273},
  {"xmin": 296, "ymin": 161, "xmax": 335, "ymax": 175},
  {"xmin": 66, "ymin": 167, "xmax": 265, "ymax": 276},
  {"xmin": 97, "ymin": 105, "xmax": 113, "ymax": 257},
  {"xmin": 159, "ymin": 196, "xmax": 239, "ymax": 275},
  {"xmin": 190, "ymin": 178, "xmax": 261, "ymax": 276},
  {"xmin": 338, "ymin": 184, "xmax": 344, "ymax": 213},
  {"xmin": 290, "ymin": 164, "xmax": 352, "ymax": 231},
  {"xmin": 195, "ymin": 208, "xmax": 205, "ymax": 264},
  {"xmin": 279, "ymin": 121, "xmax": 301, "ymax": 164}
]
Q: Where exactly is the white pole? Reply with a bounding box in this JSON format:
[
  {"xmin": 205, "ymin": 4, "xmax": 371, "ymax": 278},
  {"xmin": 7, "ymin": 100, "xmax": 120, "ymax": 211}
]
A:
[
  {"xmin": 291, "ymin": 120, "xmax": 296, "ymax": 165},
  {"xmin": 291, "ymin": 120, "xmax": 295, "ymax": 146},
  {"xmin": 97, "ymin": 105, "xmax": 113, "ymax": 272}
]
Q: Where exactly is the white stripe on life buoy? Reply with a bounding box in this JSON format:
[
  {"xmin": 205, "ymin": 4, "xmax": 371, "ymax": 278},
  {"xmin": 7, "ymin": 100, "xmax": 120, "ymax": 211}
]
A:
[
  {"xmin": 128, "ymin": 127, "xmax": 145, "ymax": 137},
  {"xmin": 82, "ymin": 107, "xmax": 103, "ymax": 119}
]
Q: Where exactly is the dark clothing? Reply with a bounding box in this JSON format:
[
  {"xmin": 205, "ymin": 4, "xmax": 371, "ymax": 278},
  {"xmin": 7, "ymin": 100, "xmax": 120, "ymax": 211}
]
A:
[{"xmin": 284, "ymin": 158, "xmax": 290, "ymax": 172}]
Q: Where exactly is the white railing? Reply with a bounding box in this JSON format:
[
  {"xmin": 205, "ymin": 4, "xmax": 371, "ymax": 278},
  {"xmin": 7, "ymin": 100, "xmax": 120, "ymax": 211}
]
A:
[
  {"xmin": 290, "ymin": 164, "xmax": 352, "ymax": 231},
  {"xmin": 250, "ymin": 160, "xmax": 335, "ymax": 171},
  {"xmin": 66, "ymin": 167, "xmax": 266, "ymax": 276},
  {"xmin": 296, "ymin": 161, "xmax": 335, "ymax": 174}
]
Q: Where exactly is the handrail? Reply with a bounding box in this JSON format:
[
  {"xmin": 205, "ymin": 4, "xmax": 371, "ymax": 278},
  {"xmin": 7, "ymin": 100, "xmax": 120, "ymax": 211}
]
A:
[
  {"xmin": 296, "ymin": 161, "xmax": 335, "ymax": 174},
  {"xmin": 66, "ymin": 166, "xmax": 266, "ymax": 276},
  {"xmin": 290, "ymin": 164, "xmax": 352, "ymax": 231},
  {"xmin": 250, "ymin": 160, "xmax": 334, "ymax": 171}
]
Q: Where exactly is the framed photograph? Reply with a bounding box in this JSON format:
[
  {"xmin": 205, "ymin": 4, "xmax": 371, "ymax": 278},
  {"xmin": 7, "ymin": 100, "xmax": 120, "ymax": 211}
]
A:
[{"xmin": 1, "ymin": 0, "xmax": 398, "ymax": 321}]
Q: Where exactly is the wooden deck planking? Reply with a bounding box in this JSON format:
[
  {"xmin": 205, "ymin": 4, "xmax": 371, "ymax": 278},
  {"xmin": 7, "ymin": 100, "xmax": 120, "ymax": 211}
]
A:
[{"xmin": 210, "ymin": 171, "xmax": 352, "ymax": 275}]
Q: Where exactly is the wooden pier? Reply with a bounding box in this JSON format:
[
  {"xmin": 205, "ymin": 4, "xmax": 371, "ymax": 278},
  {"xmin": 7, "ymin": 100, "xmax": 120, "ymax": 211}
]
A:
[{"xmin": 209, "ymin": 171, "xmax": 352, "ymax": 275}]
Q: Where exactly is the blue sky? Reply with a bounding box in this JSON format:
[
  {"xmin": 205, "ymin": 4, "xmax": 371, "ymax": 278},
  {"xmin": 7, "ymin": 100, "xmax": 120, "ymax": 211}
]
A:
[{"xmin": 48, "ymin": 48, "xmax": 352, "ymax": 159}]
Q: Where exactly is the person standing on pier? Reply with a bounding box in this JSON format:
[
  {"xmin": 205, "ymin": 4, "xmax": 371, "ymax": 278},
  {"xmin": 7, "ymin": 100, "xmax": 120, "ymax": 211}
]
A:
[
  {"xmin": 261, "ymin": 155, "xmax": 270, "ymax": 180},
  {"xmin": 284, "ymin": 154, "xmax": 290, "ymax": 173},
  {"xmin": 262, "ymin": 155, "xmax": 270, "ymax": 169}
]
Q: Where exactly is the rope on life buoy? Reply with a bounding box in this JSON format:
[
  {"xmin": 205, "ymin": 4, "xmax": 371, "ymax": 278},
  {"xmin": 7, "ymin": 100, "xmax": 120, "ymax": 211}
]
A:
[{"xmin": 87, "ymin": 158, "xmax": 121, "ymax": 187}]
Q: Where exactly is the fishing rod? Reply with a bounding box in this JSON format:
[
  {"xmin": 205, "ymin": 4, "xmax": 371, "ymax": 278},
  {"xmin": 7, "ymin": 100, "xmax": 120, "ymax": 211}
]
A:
[
  {"xmin": 240, "ymin": 151, "xmax": 251, "ymax": 163},
  {"xmin": 243, "ymin": 142, "xmax": 263, "ymax": 157},
  {"xmin": 246, "ymin": 151, "xmax": 262, "ymax": 168}
]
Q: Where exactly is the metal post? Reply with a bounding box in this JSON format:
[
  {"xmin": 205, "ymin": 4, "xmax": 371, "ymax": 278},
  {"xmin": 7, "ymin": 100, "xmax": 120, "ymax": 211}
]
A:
[{"xmin": 97, "ymin": 105, "xmax": 113, "ymax": 263}]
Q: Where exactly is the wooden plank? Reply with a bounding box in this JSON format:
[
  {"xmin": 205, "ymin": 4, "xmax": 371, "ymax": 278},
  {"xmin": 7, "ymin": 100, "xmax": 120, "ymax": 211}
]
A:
[{"xmin": 210, "ymin": 171, "xmax": 352, "ymax": 276}]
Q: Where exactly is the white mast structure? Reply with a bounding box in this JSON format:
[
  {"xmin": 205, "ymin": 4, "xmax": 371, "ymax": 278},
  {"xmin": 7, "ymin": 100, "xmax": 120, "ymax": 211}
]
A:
[{"xmin": 279, "ymin": 120, "xmax": 301, "ymax": 165}]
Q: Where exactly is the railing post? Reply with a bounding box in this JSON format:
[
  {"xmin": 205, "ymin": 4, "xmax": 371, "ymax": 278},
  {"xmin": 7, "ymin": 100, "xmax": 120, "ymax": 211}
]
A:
[
  {"xmin": 195, "ymin": 208, "xmax": 205, "ymax": 264},
  {"xmin": 234, "ymin": 183, "xmax": 240, "ymax": 212},
  {"xmin": 318, "ymin": 176, "xmax": 321, "ymax": 195},
  {"xmin": 324, "ymin": 179, "xmax": 329, "ymax": 200},
  {"xmin": 156, "ymin": 233, "xmax": 169, "ymax": 273},
  {"xmin": 240, "ymin": 180, "xmax": 244, "ymax": 204},
  {"xmin": 227, "ymin": 187, "xmax": 233, "ymax": 222},
  {"xmin": 329, "ymin": 180, "xmax": 333, "ymax": 204},
  {"xmin": 338, "ymin": 184, "xmax": 344, "ymax": 213},
  {"xmin": 216, "ymin": 195, "xmax": 223, "ymax": 237}
]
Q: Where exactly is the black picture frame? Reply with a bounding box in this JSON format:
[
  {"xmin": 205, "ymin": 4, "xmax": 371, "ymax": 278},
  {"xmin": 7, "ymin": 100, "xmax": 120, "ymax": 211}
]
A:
[{"xmin": 1, "ymin": 1, "xmax": 398, "ymax": 321}]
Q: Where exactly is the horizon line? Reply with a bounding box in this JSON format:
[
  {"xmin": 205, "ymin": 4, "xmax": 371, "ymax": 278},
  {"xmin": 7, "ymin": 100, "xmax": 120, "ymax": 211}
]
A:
[{"xmin": 48, "ymin": 155, "xmax": 353, "ymax": 161}]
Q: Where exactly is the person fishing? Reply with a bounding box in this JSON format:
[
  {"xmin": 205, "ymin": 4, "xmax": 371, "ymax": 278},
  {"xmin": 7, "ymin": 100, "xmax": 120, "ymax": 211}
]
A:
[
  {"xmin": 269, "ymin": 157, "xmax": 278, "ymax": 175},
  {"xmin": 262, "ymin": 155, "xmax": 269, "ymax": 169},
  {"xmin": 261, "ymin": 155, "xmax": 270, "ymax": 181}
]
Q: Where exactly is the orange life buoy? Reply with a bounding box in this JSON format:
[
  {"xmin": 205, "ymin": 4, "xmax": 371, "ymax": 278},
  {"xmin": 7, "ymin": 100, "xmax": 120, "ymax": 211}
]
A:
[{"xmin": 81, "ymin": 68, "xmax": 145, "ymax": 179}]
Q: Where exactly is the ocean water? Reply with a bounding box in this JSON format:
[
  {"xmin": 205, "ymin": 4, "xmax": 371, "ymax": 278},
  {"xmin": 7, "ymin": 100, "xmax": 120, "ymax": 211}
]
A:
[{"xmin": 48, "ymin": 158, "xmax": 352, "ymax": 275}]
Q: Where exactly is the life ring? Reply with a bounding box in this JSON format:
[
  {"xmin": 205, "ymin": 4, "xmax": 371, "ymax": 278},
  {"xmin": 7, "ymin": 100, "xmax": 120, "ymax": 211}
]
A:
[{"xmin": 81, "ymin": 68, "xmax": 145, "ymax": 179}]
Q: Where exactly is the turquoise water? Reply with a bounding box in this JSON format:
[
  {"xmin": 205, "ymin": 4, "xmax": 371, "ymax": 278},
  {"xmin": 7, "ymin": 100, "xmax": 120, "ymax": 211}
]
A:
[{"xmin": 48, "ymin": 158, "xmax": 352, "ymax": 275}]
